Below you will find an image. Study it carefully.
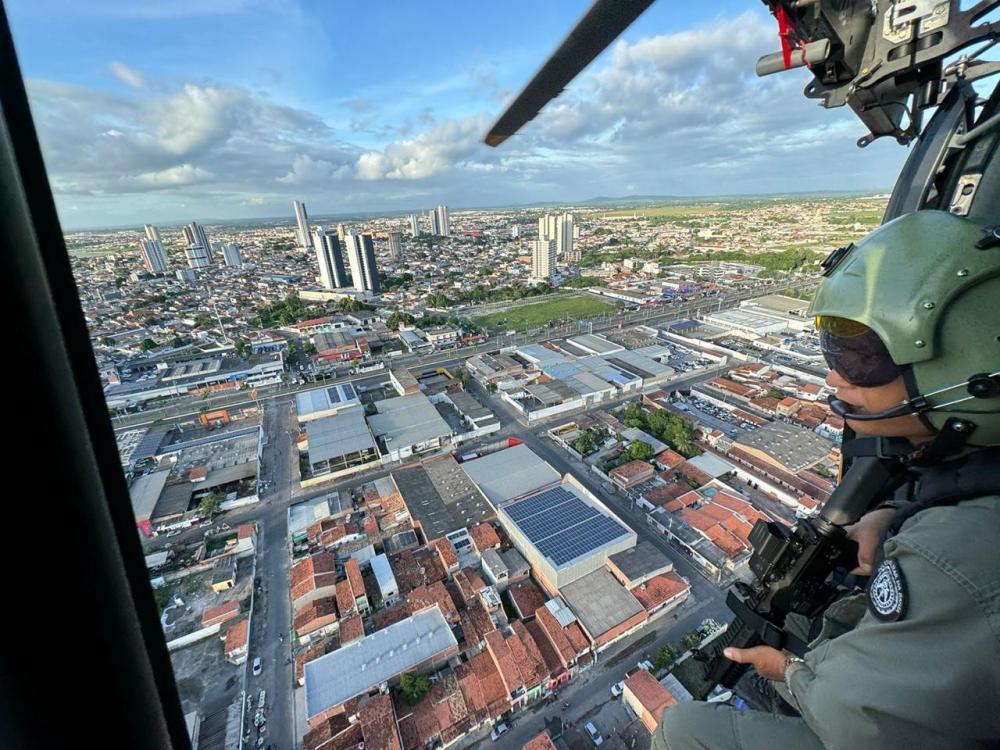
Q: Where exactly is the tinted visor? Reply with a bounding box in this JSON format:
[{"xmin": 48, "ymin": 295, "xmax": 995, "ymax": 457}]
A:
[{"xmin": 817, "ymin": 316, "xmax": 901, "ymax": 387}]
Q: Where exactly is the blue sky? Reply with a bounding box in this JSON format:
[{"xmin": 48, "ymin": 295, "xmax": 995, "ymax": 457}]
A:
[{"xmin": 8, "ymin": 0, "xmax": 911, "ymax": 228}]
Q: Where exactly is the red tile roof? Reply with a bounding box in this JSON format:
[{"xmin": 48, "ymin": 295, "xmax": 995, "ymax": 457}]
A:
[
  {"xmin": 564, "ymin": 621, "xmax": 591, "ymax": 655},
  {"xmin": 458, "ymin": 600, "xmax": 495, "ymax": 649},
  {"xmin": 611, "ymin": 459, "xmax": 655, "ymax": 480},
  {"xmin": 335, "ymin": 578, "xmax": 356, "ymax": 615},
  {"xmin": 345, "ymin": 558, "xmax": 365, "ymax": 599},
  {"xmin": 524, "ymin": 618, "xmax": 563, "ymax": 675},
  {"xmin": 358, "ymin": 693, "xmax": 401, "ymax": 750},
  {"xmin": 468, "ymin": 522, "xmax": 500, "ymax": 553},
  {"xmin": 625, "ymin": 668, "xmax": 678, "ymax": 720},
  {"xmin": 224, "ymin": 617, "xmax": 248, "ymax": 654},
  {"xmin": 469, "ymin": 649, "xmax": 510, "ymax": 716},
  {"xmin": 291, "ymin": 552, "xmax": 337, "ymax": 603},
  {"xmin": 339, "ymin": 614, "xmax": 364, "ymax": 644},
  {"xmin": 407, "ymin": 581, "xmax": 459, "ymax": 623},
  {"xmin": 294, "ymin": 596, "xmax": 338, "ymax": 637},
  {"xmin": 508, "ymin": 578, "xmax": 547, "ymax": 619},
  {"xmin": 428, "ymin": 537, "xmax": 459, "ymax": 570},
  {"xmin": 201, "ymin": 600, "xmax": 240, "ymax": 628},
  {"xmin": 237, "ymin": 522, "xmax": 255, "ymax": 540},
  {"xmin": 631, "ymin": 572, "xmax": 690, "ymax": 612},
  {"xmin": 655, "ymin": 449, "xmax": 686, "ymax": 470},
  {"xmin": 454, "ymin": 661, "xmax": 488, "ymax": 717},
  {"xmin": 534, "ymin": 605, "xmax": 575, "ymax": 667},
  {"xmin": 510, "ymin": 620, "xmax": 550, "ymax": 684},
  {"xmin": 484, "ymin": 630, "xmax": 523, "ymax": 695},
  {"xmin": 523, "ymin": 732, "xmax": 559, "ymax": 750}
]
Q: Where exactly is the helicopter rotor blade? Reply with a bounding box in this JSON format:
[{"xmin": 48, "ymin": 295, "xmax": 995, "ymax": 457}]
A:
[{"xmin": 484, "ymin": 0, "xmax": 655, "ymax": 147}]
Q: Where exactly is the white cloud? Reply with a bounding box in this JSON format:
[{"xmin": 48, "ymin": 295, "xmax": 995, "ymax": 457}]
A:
[
  {"xmin": 130, "ymin": 163, "xmax": 213, "ymax": 188},
  {"xmin": 108, "ymin": 61, "xmax": 145, "ymax": 88},
  {"xmin": 277, "ymin": 154, "xmax": 352, "ymax": 184},
  {"xmin": 355, "ymin": 116, "xmax": 492, "ymax": 181},
  {"xmin": 27, "ymin": 10, "xmax": 909, "ymax": 226}
]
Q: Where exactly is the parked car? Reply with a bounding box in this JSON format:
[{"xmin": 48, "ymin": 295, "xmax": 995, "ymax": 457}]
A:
[
  {"xmin": 490, "ymin": 723, "xmax": 509, "ymax": 741},
  {"xmin": 585, "ymin": 722, "xmax": 603, "ymax": 746},
  {"xmin": 611, "ymin": 681, "xmax": 625, "ymax": 698},
  {"xmin": 165, "ymin": 529, "xmax": 182, "ymax": 538},
  {"xmin": 252, "ymin": 657, "xmax": 262, "ymax": 676},
  {"xmin": 638, "ymin": 659, "xmax": 654, "ymax": 672}
]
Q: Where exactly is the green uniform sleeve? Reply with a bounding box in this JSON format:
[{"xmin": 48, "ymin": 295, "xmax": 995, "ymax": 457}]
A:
[{"xmin": 783, "ymin": 531, "xmax": 1000, "ymax": 749}]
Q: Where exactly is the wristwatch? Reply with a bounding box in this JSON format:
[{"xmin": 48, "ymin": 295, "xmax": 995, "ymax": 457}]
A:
[{"xmin": 783, "ymin": 655, "xmax": 806, "ymax": 684}]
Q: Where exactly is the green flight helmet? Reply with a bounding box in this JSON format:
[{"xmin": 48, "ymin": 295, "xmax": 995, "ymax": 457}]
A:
[{"xmin": 810, "ymin": 210, "xmax": 1000, "ymax": 446}]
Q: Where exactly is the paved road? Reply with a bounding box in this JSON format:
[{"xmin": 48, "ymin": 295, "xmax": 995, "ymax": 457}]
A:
[{"xmin": 242, "ymin": 397, "xmax": 297, "ymax": 750}]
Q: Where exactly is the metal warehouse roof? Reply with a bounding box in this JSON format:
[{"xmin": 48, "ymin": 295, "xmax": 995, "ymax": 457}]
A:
[
  {"xmin": 304, "ymin": 605, "xmax": 456, "ymax": 718},
  {"xmin": 461, "ymin": 444, "xmax": 561, "ymax": 504},
  {"xmin": 129, "ymin": 470, "xmax": 170, "ymax": 522},
  {"xmin": 368, "ymin": 393, "xmax": 452, "ymax": 448},
  {"xmin": 295, "ymin": 383, "xmax": 360, "ymax": 417},
  {"xmin": 305, "ymin": 410, "xmax": 377, "ymax": 463}
]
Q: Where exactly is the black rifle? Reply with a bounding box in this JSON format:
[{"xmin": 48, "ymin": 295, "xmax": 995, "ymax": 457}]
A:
[{"xmin": 691, "ymin": 448, "xmax": 906, "ymax": 699}]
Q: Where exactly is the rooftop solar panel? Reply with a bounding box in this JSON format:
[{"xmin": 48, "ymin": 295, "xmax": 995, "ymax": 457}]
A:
[
  {"xmin": 504, "ymin": 486, "xmax": 576, "ymax": 523},
  {"xmin": 535, "ymin": 514, "xmax": 630, "ymax": 565},
  {"xmin": 327, "ymin": 386, "xmax": 342, "ymax": 404},
  {"xmin": 343, "ymin": 384, "xmax": 357, "ymax": 400},
  {"xmin": 517, "ymin": 500, "xmax": 598, "ymax": 542}
]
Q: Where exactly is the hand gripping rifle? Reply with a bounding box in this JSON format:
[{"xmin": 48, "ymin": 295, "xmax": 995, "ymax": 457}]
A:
[{"xmin": 691, "ymin": 441, "xmax": 908, "ymax": 700}]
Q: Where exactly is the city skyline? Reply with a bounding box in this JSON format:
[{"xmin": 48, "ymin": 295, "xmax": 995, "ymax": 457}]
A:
[{"xmin": 8, "ymin": 0, "xmax": 911, "ymax": 229}]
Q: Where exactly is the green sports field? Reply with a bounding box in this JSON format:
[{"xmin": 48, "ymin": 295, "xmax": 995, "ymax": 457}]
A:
[{"xmin": 472, "ymin": 295, "xmax": 621, "ymax": 332}]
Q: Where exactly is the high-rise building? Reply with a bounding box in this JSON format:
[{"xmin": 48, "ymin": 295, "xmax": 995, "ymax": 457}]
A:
[
  {"xmin": 222, "ymin": 243, "xmax": 243, "ymax": 267},
  {"xmin": 176, "ymin": 268, "xmax": 198, "ymax": 283},
  {"xmin": 183, "ymin": 222, "xmax": 213, "ymax": 264},
  {"xmin": 313, "ymin": 227, "xmax": 348, "ymax": 290},
  {"xmin": 143, "ymin": 224, "xmax": 162, "ymax": 243},
  {"xmin": 345, "ymin": 233, "xmax": 380, "ymax": 295},
  {"xmin": 138, "ymin": 238, "xmax": 168, "ymax": 274},
  {"xmin": 337, "ymin": 223, "xmax": 349, "ymax": 243},
  {"xmin": 434, "ymin": 205, "xmax": 450, "ymax": 237},
  {"xmin": 538, "ymin": 214, "xmax": 558, "ymax": 242},
  {"xmin": 428, "ymin": 209, "xmax": 439, "ymax": 236},
  {"xmin": 532, "ymin": 238, "xmax": 556, "ymax": 280},
  {"xmin": 388, "ymin": 232, "xmax": 402, "ymax": 260},
  {"xmin": 409, "ymin": 214, "xmax": 420, "ymax": 237},
  {"xmin": 538, "ymin": 213, "xmax": 574, "ymax": 257},
  {"xmin": 556, "ymin": 213, "xmax": 574, "ymax": 257},
  {"xmin": 185, "ymin": 245, "xmax": 210, "ymax": 269},
  {"xmin": 511, "ymin": 225, "xmax": 520, "ymax": 239},
  {"xmin": 293, "ymin": 200, "xmax": 311, "ymax": 249}
]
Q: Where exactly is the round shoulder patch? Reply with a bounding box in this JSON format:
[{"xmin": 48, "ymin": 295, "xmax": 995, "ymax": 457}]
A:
[{"xmin": 868, "ymin": 558, "xmax": 907, "ymax": 622}]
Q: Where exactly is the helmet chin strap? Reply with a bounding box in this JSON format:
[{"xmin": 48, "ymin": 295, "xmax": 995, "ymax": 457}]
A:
[{"xmin": 829, "ymin": 397, "xmax": 918, "ymax": 421}]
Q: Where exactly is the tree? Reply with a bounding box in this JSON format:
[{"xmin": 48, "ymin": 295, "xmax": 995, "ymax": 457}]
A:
[
  {"xmin": 623, "ymin": 402, "xmax": 646, "ymax": 429},
  {"xmin": 653, "ymin": 644, "xmax": 679, "ymax": 671},
  {"xmin": 387, "ymin": 311, "xmax": 415, "ymax": 330},
  {"xmin": 399, "ymin": 672, "xmax": 430, "ymax": 705},
  {"xmin": 627, "ymin": 440, "xmax": 654, "ymax": 461},
  {"xmin": 233, "ymin": 339, "xmax": 252, "ymax": 359},
  {"xmin": 200, "ymin": 491, "xmax": 224, "ymax": 518},
  {"xmin": 140, "ymin": 338, "xmax": 158, "ymax": 352},
  {"xmin": 485, "ymin": 382, "xmax": 498, "ymax": 394},
  {"xmin": 572, "ymin": 432, "xmax": 598, "ymax": 456},
  {"xmin": 286, "ymin": 340, "xmax": 298, "ymax": 360},
  {"xmin": 682, "ymin": 630, "xmax": 702, "ymax": 650}
]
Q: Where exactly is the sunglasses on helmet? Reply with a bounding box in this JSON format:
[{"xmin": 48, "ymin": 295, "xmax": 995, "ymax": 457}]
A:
[{"xmin": 816, "ymin": 316, "xmax": 902, "ymax": 388}]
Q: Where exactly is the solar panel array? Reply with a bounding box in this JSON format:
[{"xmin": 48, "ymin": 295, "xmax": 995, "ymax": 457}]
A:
[
  {"xmin": 327, "ymin": 386, "xmax": 342, "ymax": 404},
  {"xmin": 504, "ymin": 485, "xmax": 630, "ymax": 566}
]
